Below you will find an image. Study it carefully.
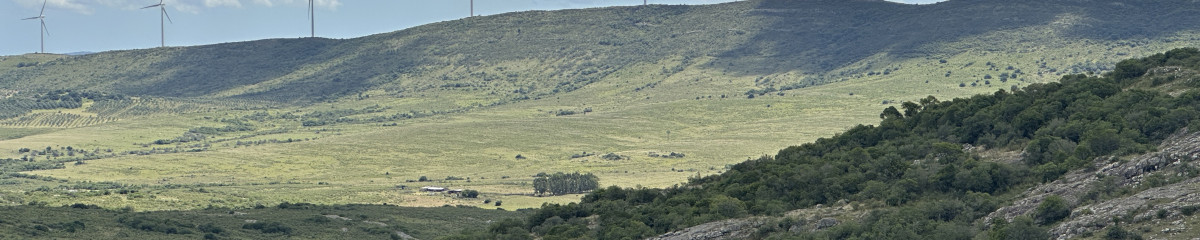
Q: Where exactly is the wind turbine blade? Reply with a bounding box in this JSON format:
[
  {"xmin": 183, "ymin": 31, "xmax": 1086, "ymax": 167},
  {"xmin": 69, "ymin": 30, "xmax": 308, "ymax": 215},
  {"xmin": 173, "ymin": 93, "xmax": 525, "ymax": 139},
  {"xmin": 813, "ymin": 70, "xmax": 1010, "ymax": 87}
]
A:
[
  {"xmin": 41, "ymin": 20, "xmax": 49, "ymax": 36},
  {"xmin": 40, "ymin": 0, "xmax": 46, "ymax": 16},
  {"xmin": 163, "ymin": 8, "xmax": 173, "ymax": 24},
  {"xmin": 141, "ymin": 4, "xmax": 160, "ymax": 9},
  {"xmin": 22, "ymin": 16, "xmax": 39, "ymax": 20}
]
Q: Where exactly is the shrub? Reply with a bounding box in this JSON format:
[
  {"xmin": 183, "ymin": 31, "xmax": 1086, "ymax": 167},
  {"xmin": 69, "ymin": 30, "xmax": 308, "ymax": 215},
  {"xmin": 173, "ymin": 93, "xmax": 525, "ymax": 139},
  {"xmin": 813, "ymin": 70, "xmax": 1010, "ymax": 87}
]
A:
[
  {"xmin": 1181, "ymin": 205, "xmax": 1200, "ymax": 216},
  {"xmin": 306, "ymin": 215, "xmax": 333, "ymax": 223},
  {"xmin": 1104, "ymin": 225, "xmax": 1142, "ymax": 240},
  {"xmin": 242, "ymin": 222, "xmax": 293, "ymax": 234},
  {"xmin": 1034, "ymin": 196, "xmax": 1071, "ymax": 225}
]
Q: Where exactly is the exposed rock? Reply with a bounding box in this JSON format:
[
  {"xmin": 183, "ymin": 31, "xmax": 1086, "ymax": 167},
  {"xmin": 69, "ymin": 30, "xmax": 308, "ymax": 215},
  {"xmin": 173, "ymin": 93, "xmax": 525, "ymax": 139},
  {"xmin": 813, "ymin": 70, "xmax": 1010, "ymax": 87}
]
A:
[
  {"xmin": 815, "ymin": 218, "xmax": 839, "ymax": 230},
  {"xmin": 324, "ymin": 214, "xmax": 352, "ymax": 221},
  {"xmin": 788, "ymin": 223, "xmax": 807, "ymax": 234},
  {"xmin": 395, "ymin": 231, "xmax": 418, "ymax": 240},
  {"xmin": 648, "ymin": 130, "xmax": 1200, "ymax": 240},
  {"xmin": 983, "ymin": 130, "xmax": 1200, "ymax": 239},
  {"xmin": 648, "ymin": 217, "xmax": 768, "ymax": 240},
  {"xmin": 1052, "ymin": 177, "xmax": 1200, "ymax": 238}
]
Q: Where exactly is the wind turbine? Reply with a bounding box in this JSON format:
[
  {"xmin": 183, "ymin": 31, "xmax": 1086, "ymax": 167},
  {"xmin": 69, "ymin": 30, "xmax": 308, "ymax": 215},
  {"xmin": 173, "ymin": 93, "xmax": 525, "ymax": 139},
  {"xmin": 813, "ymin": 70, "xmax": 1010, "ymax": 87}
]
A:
[
  {"xmin": 308, "ymin": 0, "xmax": 315, "ymax": 37},
  {"xmin": 20, "ymin": 0, "xmax": 50, "ymax": 53},
  {"xmin": 142, "ymin": 0, "xmax": 173, "ymax": 47},
  {"xmin": 470, "ymin": 0, "xmax": 474, "ymax": 17}
]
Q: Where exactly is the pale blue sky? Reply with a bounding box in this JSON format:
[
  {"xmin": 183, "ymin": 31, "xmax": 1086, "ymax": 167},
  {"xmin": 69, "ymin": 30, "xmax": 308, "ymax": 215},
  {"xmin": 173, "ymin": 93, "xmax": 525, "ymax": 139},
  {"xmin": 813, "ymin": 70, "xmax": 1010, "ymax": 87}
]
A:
[{"xmin": 1, "ymin": 0, "xmax": 946, "ymax": 56}]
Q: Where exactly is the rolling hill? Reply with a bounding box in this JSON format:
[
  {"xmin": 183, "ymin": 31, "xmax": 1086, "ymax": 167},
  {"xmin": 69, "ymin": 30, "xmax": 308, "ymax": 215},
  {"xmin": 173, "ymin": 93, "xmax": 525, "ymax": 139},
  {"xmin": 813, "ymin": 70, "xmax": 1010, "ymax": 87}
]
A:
[
  {"xmin": 461, "ymin": 48, "xmax": 1200, "ymax": 239},
  {"xmin": 4, "ymin": 0, "xmax": 1200, "ymax": 102},
  {"xmin": 2, "ymin": 0, "xmax": 1200, "ymax": 238}
]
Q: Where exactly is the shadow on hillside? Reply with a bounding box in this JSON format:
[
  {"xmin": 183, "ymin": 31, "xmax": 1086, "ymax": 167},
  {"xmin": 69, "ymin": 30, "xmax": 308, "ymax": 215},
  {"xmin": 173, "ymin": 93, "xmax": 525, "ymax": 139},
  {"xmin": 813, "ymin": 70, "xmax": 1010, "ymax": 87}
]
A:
[
  {"xmin": 112, "ymin": 0, "xmax": 1200, "ymax": 101},
  {"xmin": 230, "ymin": 36, "xmax": 433, "ymax": 102},
  {"xmin": 136, "ymin": 35, "xmax": 438, "ymax": 102},
  {"xmin": 715, "ymin": 0, "xmax": 1200, "ymax": 76},
  {"xmin": 136, "ymin": 38, "xmax": 344, "ymax": 100}
]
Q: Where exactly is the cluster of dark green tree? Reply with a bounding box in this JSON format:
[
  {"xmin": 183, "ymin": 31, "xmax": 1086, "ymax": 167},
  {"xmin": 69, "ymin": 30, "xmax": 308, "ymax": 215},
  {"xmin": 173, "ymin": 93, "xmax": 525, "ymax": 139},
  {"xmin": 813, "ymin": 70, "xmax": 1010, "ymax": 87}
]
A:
[
  {"xmin": 222, "ymin": 105, "xmax": 419, "ymax": 127},
  {"xmin": 0, "ymin": 203, "xmax": 524, "ymax": 239},
  {"xmin": 448, "ymin": 48, "xmax": 1200, "ymax": 239},
  {"xmin": 34, "ymin": 90, "xmax": 127, "ymax": 103},
  {"xmin": 0, "ymin": 90, "xmax": 127, "ymax": 119},
  {"xmin": 533, "ymin": 172, "xmax": 600, "ymax": 196},
  {"xmin": 187, "ymin": 119, "xmax": 257, "ymax": 135}
]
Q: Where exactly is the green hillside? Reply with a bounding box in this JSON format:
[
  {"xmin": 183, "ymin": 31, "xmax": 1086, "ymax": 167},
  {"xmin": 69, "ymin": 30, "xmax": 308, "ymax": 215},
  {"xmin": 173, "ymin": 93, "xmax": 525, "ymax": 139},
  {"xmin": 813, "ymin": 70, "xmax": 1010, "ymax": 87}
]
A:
[
  {"xmin": 454, "ymin": 48, "xmax": 1200, "ymax": 239},
  {"xmin": 0, "ymin": 203, "xmax": 522, "ymax": 239},
  {"xmin": 4, "ymin": 0, "xmax": 1200, "ymax": 101},
  {"xmin": 1, "ymin": 0, "xmax": 1200, "ymax": 237}
]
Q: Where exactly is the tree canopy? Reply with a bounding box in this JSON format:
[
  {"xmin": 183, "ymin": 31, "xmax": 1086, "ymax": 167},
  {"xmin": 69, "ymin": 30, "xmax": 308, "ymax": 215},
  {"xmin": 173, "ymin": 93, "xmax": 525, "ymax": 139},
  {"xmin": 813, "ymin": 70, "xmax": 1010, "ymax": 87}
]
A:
[{"xmin": 451, "ymin": 48, "xmax": 1200, "ymax": 239}]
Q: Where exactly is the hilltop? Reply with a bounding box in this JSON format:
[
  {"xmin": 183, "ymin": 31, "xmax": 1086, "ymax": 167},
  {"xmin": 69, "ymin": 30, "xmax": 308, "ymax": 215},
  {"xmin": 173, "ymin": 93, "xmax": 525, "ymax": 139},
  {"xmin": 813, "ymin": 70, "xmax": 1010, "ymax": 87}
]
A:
[
  {"xmin": 3, "ymin": 0, "xmax": 1200, "ymax": 101},
  {"xmin": 0, "ymin": 0, "xmax": 1199, "ymax": 238}
]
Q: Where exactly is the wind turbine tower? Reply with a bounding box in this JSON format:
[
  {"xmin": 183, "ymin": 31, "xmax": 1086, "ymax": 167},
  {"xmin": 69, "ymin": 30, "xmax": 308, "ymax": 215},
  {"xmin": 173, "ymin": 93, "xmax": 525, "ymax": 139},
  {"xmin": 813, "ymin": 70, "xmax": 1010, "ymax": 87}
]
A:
[
  {"xmin": 142, "ymin": 0, "xmax": 173, "ymax": 47},
  {"xmin": 20, "ymin": 0, "xmax": 50, "ymax": 53},
  {"xmin": 308, "ymin": 0, "xmax": 315, "ymax": 37},
  {"xmin": 471, "ymin": 0, "xmax": 474, "ymax": 17}
]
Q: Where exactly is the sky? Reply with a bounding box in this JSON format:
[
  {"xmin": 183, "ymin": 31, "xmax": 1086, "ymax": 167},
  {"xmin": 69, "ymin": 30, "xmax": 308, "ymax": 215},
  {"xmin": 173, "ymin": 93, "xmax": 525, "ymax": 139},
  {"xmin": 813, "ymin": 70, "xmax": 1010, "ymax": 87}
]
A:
[{"xmin": 1, "ymin": 0, "xmax": 947, "ymax": 56}]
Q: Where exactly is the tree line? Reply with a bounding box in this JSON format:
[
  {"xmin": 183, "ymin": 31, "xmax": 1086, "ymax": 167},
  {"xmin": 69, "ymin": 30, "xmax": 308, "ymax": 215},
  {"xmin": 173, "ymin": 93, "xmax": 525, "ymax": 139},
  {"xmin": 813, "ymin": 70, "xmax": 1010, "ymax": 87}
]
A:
[
  {"xmin": 532, "ymin": 172, "xmax": 599, "ymax": 196},
  {"xmin": 0, "ymin": 90, "xmax": 127, "ymax": 119}
]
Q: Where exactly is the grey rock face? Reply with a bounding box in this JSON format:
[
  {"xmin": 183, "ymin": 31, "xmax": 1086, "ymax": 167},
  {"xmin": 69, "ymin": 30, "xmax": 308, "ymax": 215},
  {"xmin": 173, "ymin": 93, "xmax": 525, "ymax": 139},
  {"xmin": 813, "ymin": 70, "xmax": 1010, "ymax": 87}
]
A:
[
  {"xmin": 983, "ymin": 130, "xmax": 1200, "ymax": 239},
  {"xmin": 648, "ymin": 217, "xmax": 768, "ymax": 240},
  {"xmin": 815, "ymin": 218, "xmax": 839, "ymax": 230}
]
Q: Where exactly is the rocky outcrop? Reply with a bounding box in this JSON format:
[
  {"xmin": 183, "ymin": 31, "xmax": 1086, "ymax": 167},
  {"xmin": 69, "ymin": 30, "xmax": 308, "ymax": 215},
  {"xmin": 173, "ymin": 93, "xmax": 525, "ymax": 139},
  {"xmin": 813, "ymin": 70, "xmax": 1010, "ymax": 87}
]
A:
[
  {"xmin": 647, "ymin": 200, "xmax": 865, "ymax": 240},
  {"xmin": 646, "ymin": 130, "xmax": 1200, "ymax": 240},
  {"xmin": 1051, "ymin": 177, "xmax": 1200, "ymax": 239},
  {"xmin": 814, "ymin": 218, "xmax": 839, "ymax": 230},
  {"xmin": 647, "ymin": 217, "xmax": 768, "ymax": 240},
  {"xmin": 982, "ymin": 130, "xmax": 1200, "ymax": 239}
]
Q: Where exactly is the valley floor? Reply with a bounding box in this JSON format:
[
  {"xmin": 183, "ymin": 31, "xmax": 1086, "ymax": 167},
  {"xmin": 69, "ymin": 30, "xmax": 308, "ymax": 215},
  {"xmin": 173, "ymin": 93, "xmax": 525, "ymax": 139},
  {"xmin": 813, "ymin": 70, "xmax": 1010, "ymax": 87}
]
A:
[{"xmin": 2, "ymin": 31, "xmax": 1198, "ymax": 213}]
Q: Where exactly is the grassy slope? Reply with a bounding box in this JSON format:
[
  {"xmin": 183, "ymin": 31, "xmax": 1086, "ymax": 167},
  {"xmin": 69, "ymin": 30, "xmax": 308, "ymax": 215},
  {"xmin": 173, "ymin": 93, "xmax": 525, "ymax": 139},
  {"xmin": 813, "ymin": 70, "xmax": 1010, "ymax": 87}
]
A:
[
  {"xmin": 1, "ymin": 0, "xmax": 1200, "ymax": 212},
  {"xmin": 0, "ymin": 204, "xmax": 523, "ymax": 239}
]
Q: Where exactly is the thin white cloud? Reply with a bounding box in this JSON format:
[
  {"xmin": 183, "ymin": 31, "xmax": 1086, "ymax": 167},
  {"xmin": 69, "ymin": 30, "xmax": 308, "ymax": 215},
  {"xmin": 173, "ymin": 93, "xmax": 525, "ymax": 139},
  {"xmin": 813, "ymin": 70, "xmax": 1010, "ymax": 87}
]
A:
[
  {"xmin": 93, "ymin": 0, "xmax": 133, "ymax": 8},
  {"xmin": 249, "ymin": 0, "xmax": 341, "ymax": 9},
  {"xmin": 169, "ymin": 1, "xmax": 202, "ymax": 14},
  {"xmin": 13, "ymin": 0, "xmax": 92, "ymax": 14},
  {"xmin": 315, "ymin": 0, "xmax": 341, "ymax": 9},
  {"xmin": 15, "ymin": 0, "xmax": 341, "ymax": 15},
  {"xmin": 92, "ymin": 0, "xmax": 215, "ymax": 14},
  {"xmin": 204, "ymin": 0, "xmax": 242, "ymax": 8},
  {"xmin": 92, "ymin": 0, "xmax": 176, "ymax": 11},
  {"xmin": 251, "ymin": 0, "xmax": 273, "ymax": 7}
]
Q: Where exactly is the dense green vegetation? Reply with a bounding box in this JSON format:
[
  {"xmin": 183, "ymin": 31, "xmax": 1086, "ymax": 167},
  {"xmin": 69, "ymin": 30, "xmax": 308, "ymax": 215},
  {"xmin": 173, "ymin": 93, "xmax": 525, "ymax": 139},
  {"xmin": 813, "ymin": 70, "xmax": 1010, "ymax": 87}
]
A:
[
  {"xmin": 0, "ymin": 203, "xmax": 523, "ymax": 239},
  {"xmin": 450, "ymin": 49, "xmax": 1200, "ymax": 239},
  {"xmin": 532, "ymin": 172, "xmax": 600, "ymax": 196},
  {"xmin": 0, "ymin": 90, "xmax": 126, "ymax": 119}
]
